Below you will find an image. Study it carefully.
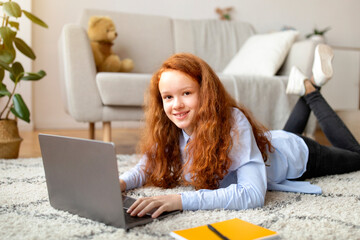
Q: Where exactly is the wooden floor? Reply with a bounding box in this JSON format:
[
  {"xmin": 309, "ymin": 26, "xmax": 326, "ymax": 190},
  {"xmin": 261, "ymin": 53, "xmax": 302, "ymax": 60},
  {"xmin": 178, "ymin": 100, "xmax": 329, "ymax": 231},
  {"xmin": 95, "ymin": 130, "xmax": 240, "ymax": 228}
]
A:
[
  {"xmin": 19, "ymin": 128, "xmax": 142, "ymax": 158},
  {"xmin": 18, "ymin": 110, "xmax": 360, "ymax": 158}
]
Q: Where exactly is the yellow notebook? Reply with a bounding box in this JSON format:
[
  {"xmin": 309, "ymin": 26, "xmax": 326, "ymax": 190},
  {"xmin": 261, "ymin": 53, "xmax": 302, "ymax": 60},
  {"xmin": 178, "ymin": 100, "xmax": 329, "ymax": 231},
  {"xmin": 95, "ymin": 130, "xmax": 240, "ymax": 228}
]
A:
[{"xmin": 170, "ymin": 218, "xmax": 278, "ymax": 240}]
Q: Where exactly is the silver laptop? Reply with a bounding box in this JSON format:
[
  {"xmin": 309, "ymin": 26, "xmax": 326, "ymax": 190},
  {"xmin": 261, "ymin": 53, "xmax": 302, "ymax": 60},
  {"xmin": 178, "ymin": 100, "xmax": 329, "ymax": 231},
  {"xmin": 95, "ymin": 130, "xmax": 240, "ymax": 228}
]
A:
[{"xmin": 39, "ymin": 134, "xmax": 179, "ymax": 230}]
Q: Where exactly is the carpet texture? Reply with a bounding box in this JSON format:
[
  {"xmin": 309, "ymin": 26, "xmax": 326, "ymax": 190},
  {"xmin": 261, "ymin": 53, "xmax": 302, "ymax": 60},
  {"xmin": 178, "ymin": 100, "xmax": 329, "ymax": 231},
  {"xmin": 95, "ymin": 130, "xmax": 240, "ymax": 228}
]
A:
[{"xmin": 1, "ymin": 155, "xmax": 360, "ymax": 240}]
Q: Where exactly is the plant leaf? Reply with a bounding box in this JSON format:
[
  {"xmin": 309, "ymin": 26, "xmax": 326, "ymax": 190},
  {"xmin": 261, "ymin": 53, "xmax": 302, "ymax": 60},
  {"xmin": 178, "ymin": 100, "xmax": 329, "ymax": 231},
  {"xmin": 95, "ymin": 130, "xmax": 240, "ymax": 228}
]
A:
[
  {"xmin": 9, "ymin": 21, "xmax": 19, "ymax": 30},
  {"xmin": 11, "ymin": 93, "xmax": 30, "ymax": 123},
  {"xmin": 0, "ymin": 59, "xmax": 12, "ymax": 71},
  {"xmin": 3, "ymin": 2, "xmax": 22, "ymax": 18},
  {"xmin": 22, "ymin": 10, "xmax": 48, "ymax": 28},
  {"xmin": 320, "ymin": 27, "xmax": 331, "ymax": 35},
  {"xmin": 0, "ymin": 27, "xmax": 17, "ymax": 48},
  {"xmin": 10, "ymin": 62, "xmax": 24, "ymax": 83},
  {"xmin": 14, "ymin": 38, "xmax": 35, "ymax": 60},
  {"xmin": 0, "ymin": 26, "xmax": 17, "ymax": 64},
  {"xmin": 0, "ymin": 48, "xmax": 16, "ymax": 64},
  {"xmin": 10, "ymin": 72, "xmax": 24, "ymax": 83},
  {"xmin": 0, "ymin": 67, "xmax": 4, "ymax": 82},
  {"xmin": 0, "ymin": 82, "xmax": 11, "ymax": 97},
  {"xmin": 21, "ymin": 70, "xmax": 46, "ymax": 81},
  {"xmin": 11, "ymin": 62, "xmax": 24, "ymax": 75}
]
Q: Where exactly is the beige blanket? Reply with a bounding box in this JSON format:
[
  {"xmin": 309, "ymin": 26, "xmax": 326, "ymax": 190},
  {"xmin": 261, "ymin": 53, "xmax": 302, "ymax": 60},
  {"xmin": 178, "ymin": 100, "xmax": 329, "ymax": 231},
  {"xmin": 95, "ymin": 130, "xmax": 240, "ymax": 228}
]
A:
[{"xmin": 173, "ymin": 19, "xmax": 316, "ymax": 135}]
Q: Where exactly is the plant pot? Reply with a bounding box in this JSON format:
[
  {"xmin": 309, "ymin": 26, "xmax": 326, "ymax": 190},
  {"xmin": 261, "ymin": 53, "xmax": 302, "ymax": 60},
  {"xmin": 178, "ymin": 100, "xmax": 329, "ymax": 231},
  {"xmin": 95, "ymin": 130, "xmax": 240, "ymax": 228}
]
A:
[
  {"xmin": 0, "ymin": 119, "xmax": 23, "ymax": 159},
  {"xmin": 310, "ymin": 35, "xmax": 326, "ymax": 43}
]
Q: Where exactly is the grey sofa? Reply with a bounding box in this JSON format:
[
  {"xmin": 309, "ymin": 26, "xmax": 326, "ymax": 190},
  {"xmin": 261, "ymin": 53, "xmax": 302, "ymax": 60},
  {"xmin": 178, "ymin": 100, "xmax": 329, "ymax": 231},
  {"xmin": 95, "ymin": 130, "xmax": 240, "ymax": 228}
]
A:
[{"xmin": 59, "ymin": 9, "xmax": 317, "ymax": 141}]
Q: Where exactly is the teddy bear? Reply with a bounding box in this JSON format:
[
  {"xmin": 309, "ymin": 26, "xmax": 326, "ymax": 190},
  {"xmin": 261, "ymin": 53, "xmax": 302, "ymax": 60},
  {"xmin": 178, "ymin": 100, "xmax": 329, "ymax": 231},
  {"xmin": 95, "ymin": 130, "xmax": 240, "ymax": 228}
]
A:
[{"xmin": 88, "ymin": 16, "xmax": 134, "ymax": 72}]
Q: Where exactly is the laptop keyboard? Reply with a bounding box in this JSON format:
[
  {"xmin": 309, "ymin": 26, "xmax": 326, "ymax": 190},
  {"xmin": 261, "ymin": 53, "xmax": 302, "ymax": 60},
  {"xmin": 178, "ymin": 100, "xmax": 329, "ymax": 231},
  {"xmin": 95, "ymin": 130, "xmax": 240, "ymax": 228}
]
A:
[
  {"xmin": 122, "ymin": 195, "xmax": 136, "ymax": 208},
  {"xmin": 124, "ymin": 211, "xmax": 152, "ymax": 223},
  {"xmin": 121, "ymin": 195, "xmax": 180, "ymax": 225},
  {"xmin": 122, "ymin": 195, "xmax": 156, "ymax": 216},
  {"xmin": 122, "ymin": 195, "xmax": 153, "ymax": 224}
]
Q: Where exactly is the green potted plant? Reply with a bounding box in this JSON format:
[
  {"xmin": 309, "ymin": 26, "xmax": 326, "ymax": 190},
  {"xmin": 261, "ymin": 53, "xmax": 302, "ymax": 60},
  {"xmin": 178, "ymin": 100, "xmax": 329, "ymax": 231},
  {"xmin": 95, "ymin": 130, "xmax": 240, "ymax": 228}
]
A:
[
  {"xmin": 306, "ymin": 26, "xmax": 331, "ymax": 43},
  {"xmin": 0, "ymin": 0, "xmax": 47, "ymax": 159}
]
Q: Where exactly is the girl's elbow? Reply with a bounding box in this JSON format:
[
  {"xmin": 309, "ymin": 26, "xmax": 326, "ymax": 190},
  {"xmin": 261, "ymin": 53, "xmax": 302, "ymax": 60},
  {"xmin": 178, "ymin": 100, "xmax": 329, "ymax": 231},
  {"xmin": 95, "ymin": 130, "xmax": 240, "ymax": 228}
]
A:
[
  {"xmin": 241, "ymin": 187, "xmax": 265, "ymax": 209},
  {"xmin": 256, "ymin": 194, "xmax": 265, "ymax": 208},
  {"xmin": 228, "ymin": 193, "xmax": 264, "ymax": 210}
]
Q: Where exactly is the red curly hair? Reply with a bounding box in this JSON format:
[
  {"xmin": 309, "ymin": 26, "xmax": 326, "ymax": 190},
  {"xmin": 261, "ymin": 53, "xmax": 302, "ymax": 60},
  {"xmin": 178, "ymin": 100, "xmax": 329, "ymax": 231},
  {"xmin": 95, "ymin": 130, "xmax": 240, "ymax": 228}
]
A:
[{"xmin": 140, "ymin": 53, "xmax": 272, "ymax": 190}]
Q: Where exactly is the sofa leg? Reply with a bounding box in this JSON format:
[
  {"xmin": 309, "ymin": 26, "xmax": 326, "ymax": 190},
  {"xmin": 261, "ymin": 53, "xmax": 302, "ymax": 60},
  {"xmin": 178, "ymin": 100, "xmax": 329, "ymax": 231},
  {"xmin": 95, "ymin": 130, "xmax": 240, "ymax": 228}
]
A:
[
  {"xmin": 103, "ymin": 121, "xmax": 111, "ymax": 142},
  {"xmin": 89, "ymin": 122, "xmax": 95, "ymax": 139}
]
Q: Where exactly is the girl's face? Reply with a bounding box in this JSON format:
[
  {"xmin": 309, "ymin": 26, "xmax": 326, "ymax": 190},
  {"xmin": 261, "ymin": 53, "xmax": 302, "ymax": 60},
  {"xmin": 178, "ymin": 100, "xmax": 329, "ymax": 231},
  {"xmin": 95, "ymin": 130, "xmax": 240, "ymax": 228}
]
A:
[{"xmin": 159, "ymin": 70, "xmax": 200, "ymax": 136}]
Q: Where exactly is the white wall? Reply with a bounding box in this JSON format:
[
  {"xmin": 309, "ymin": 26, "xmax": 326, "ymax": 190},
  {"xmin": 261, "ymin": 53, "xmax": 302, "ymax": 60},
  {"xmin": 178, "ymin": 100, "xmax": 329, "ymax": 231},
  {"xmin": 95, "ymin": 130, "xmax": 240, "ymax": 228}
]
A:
[
  {"xmin": 17, "ymin": 0, "xmax": 32, "ymax": 131},
  {"xmin": 31, "ymin": 0, "xmax": 360, "ymax": 130}
]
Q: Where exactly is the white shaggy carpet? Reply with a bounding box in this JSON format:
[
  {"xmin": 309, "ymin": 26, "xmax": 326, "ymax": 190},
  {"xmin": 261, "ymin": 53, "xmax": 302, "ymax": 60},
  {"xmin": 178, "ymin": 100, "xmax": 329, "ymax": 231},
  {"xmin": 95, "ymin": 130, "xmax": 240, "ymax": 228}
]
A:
[{"xmin": 1, "ymin": 155, "xmax": 360, "ymax": 240}]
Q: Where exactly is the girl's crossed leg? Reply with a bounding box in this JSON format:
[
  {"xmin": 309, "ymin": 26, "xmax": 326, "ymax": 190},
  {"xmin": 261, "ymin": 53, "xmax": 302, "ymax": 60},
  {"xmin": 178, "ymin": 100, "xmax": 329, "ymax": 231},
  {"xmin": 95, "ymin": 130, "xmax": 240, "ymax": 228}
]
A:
[{"xmin": 283, "ymin": 44, "xmax": 360, "ymax": 179}]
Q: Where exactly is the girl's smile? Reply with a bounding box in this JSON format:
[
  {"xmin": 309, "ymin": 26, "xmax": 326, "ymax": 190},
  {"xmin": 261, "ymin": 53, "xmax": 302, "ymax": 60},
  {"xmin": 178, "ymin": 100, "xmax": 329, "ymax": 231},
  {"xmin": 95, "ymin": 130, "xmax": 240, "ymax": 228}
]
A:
[
  {"xmin": 174, "ymin": 111, "xmax": 189, "ymax": 119},
  {"xmin": 158, "ymin": 70, "xmax": 200, "ymax": 135}
]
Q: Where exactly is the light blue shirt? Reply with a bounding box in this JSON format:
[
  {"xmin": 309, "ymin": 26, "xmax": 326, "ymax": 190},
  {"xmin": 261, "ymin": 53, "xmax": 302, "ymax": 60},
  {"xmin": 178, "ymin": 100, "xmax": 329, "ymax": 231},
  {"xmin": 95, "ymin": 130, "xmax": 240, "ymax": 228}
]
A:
[{"xmin": 120, "ymin": 108, "xmax": 321, "ymax": 211}]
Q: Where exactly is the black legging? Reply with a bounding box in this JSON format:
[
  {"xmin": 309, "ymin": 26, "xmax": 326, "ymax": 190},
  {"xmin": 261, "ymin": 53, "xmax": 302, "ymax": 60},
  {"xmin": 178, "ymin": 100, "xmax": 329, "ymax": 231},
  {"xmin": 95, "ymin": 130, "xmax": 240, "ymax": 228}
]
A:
[{"xmin": 283, "ymin": 90, "xmax": 360, "ymax": 180}]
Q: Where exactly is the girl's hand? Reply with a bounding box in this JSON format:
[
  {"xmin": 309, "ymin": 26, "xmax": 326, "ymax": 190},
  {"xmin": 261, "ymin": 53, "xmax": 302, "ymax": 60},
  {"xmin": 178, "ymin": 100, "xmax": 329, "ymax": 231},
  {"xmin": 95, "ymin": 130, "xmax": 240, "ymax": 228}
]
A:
[
  {"xmin": 127, "ymin": 194, "xmax": 182, "ymax": 218},
  {"xmin": 119, "ymin": 179, "xmax": 126, "ymax": 192}
]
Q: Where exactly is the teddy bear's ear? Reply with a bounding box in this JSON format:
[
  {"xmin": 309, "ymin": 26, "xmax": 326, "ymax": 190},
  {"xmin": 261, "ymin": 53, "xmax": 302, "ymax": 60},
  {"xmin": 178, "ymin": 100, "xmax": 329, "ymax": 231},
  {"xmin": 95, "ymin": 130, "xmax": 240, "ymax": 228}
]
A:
[
  {"xmin": 224, "ymin": 7, "xmax": 233, "ymax": 13},
  {"xmin": 88, "ymin": 16, "xmax": 103, "ymax": 28},
  {"xmin": 215, "ymin": 8, "xmax": 223, "ymax": 14}
]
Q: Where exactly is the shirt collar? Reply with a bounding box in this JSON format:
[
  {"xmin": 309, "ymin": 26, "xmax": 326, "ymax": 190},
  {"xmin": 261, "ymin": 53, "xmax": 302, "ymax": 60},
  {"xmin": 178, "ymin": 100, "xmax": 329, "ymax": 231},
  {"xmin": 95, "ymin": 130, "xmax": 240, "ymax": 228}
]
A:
[{"xmin": 182, "ymin": 130, "xmax": 191, "ymax": 144}]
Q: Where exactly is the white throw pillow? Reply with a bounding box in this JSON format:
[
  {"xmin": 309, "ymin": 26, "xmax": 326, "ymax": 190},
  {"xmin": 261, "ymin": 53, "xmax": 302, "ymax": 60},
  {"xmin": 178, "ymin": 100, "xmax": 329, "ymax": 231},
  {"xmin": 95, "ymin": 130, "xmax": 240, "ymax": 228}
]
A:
[{"xmin": 223, "ymin": 30, "xmax": 299, "ymax": 76}]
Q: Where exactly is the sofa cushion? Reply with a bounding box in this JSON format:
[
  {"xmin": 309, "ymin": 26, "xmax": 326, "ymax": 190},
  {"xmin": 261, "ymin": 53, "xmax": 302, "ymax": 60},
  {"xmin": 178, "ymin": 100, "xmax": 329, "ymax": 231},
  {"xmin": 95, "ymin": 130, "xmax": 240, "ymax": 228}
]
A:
[
  {"xmin": 97, "ymin": 72, "xmax": 239, "ymax": 107},
  {"xmin": 173, "ymin": 19, "xmax": 255, "ymax": 72},
  {"xmin": 80, "ymin": 9, "xmax": 174, "ymax": 73},
  {"xmin": 96, "ymin": 73, "xmax": 151, "ymax": 106},
  {"xmin": 223, "ymin": 30, "xmax": 299, "ymax": 76}
]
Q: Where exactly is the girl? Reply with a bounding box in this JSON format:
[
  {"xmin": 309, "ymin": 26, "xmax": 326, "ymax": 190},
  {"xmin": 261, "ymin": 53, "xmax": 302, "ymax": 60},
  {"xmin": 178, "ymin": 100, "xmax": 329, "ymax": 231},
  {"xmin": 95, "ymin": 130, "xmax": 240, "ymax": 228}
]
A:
[{"xmin": 120, "ymin": 45, "xmax": 360, "ymax": 218}]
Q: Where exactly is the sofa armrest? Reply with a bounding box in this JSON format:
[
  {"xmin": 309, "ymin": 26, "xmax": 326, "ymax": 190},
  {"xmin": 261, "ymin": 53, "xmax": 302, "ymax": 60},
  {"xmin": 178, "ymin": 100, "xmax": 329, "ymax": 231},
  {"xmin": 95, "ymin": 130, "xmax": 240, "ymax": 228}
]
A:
[
  {"xmin": 59, "ymin": 24, "xmax": 103, "ymax": 122},
  {"xmin": 277, "ymin": 39, "xmax": 317, "ymax": 77}
]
